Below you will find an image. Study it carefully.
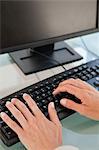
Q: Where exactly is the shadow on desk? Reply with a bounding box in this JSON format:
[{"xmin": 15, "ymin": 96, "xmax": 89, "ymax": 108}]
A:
[{"xmin": 62, "ymin": 113, "xmax": 99, "ymax": 150}]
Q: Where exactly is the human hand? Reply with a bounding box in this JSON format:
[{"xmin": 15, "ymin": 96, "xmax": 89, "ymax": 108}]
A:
[
  {"xmin": 53, "ymin": 78, "xmax": 99, "ymax": 121},
  {"xmin": 0, "ymin": 94, "xmax": 62, "ymax": 150}
]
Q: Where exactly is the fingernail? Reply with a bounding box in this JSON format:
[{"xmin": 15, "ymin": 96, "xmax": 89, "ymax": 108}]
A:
[
  {"xmin": 0, "ymin": 112, "xmax": 6, "ymax": 118},
  {"xmin": 53, "ymin": 91, "xmax": 56, "ymax": 95},
  {"xmin": 11, "ymin": 98, "xmax": 16, "ymax": 102},
  {"xmin": 60, "ymin": 99, "xmax": 67, "ymax": 105},
  {"xmin": 6, "ymin": 101, "xmax": 11, "ymax": 105},
  {"xmin": 50, "ymin": 102, "xmax": 55, "ymax": 108},
  {"xmin": 23, "ymin": 93, "xmax": 28, "ymax": 97}
]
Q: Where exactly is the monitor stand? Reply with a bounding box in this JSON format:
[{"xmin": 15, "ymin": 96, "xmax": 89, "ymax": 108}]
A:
[{"xmin": 9, "ymin": 41, "xmax": 83, "ymax": 75}]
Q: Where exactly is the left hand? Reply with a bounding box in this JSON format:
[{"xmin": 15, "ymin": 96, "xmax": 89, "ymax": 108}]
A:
[{"xmin": 0, "ymin": 94, "xmax": 62, "ymax": 150}]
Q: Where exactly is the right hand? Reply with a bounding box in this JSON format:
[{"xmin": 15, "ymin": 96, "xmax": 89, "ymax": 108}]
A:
[{"xmin": 53, "ymin": 78, "xmax": 99, "ymax": 121}]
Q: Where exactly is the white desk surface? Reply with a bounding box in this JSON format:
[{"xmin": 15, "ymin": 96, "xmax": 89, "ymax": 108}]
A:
[{"xmin": 0, "ymin": 37, "xmax": 99, "ymax": 150}]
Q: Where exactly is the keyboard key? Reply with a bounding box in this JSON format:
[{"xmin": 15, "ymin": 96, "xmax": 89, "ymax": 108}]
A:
[
  {"xmin": 82, "ymin": 65, "xmax": 88, "ymax": 69},
  {"xmin": 91, "ymin": 71, "xmax": 97, "ymax": 76},
  {"xmin": 96, "ymin": 69, "xmax": 99, "ymax": 74},
  {"xmin": 91, "ymin": 66, "xmax": 97, "ymax": 71},
  {"xmin": 86, "ymin": 68, "xmax": 92, "ymax": 73},
  {"xmin": 80, "ymin": 76, "xmax": 88, "ymax": 81},
  {"xmin": 73, "ymin": 68, "xmax": 79, "ymax": 73},
  {"xmin": 93, "ymin": 81, "xmax": 99, "ymax": 87},
  {"xmin": 86, "ymin": 74, "xmax": 93, "ymax": 80},
  {"xmin": 96, "ymin": 77, "xmax": 99, "ymax": 81},
  {"xmin": 96, "ymin": 64, "xmax": 99, "ymax": 69},
  {"xmin": 78, "ymin": 66, "xmax": 83, "ymax": 71}
]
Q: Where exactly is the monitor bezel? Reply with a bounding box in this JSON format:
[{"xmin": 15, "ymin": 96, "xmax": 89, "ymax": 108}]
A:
[{"xmin": 0, "ymin": 0, "xmax": 99, "ymax": 54}]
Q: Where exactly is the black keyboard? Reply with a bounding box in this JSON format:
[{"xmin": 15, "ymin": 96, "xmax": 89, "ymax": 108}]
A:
[{"xmin": 0, "ymin": 59, "xmax": 99, "ymax": 146}]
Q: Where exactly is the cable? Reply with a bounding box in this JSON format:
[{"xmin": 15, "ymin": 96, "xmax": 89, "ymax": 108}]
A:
[{"xmin": 30, "ymin": 48, "xmax": 67, "ymax": 71}]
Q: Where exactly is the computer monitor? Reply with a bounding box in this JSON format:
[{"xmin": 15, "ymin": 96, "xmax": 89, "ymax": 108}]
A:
[{"xmin": 0, "ymin": 0, "xmax": 99, "ymax": 74}]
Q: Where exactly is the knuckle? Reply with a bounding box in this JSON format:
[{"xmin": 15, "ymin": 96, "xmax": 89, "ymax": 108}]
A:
[
  {"xmin": 66, "ymin": 100, "xmax": 71, "ymax": 107},
  {"xmin": 11, "ymin": 121, "xmax": 16, "ymax": 128},
  {"xmin": 29, "ymin": 120, "xmax": 38, "ymax": 129},
  {"xmin": 57, "ymin": 121, "xmax": 62, "ymax": 128},
  {"xmin": 66, "ymin": 84, "xmax": 71, "ymax": 88},
  {"xmin": 29, "ymin": 118, "xmax": 36, "ymax": 126},
  {"xmin": 31, "ymin": 104, "xmax": 35, "ymax": 110},
  {"xmin": 59, "ymin": 82, "xmax": 63, "ymax": 86},
  {"xmin": 22, "ymin": 103, "xmax": 27, "ymax": 110},
  {"xmin": 31, "ymin": 104, "xmax": 39, "ymax": 112},
  {"xmin": 59, "ymin": 81, "xmax": 65, "ymax": 85},
  {"xmin": 69, "ymin": 78, "xmax": 74, "ymax": 82},
  {"xmin": 4, "ymin": 115, "xmax": 9, "ymax": 122},
  {"xmin": 23, "ymin": 122, "xmax": 29, "ymax": 130},
  {"xmin": 70, "ymin": 78, "xmax": 74, "ymax": 80},
  {"xmin": 15, "ymin": 110, "xmax": 22, "ymax": 117},
  {"xmin": 29, "ymin": 117, "xmax": 34, "ymax": 123},
  {"xmin": 76, "ymin": 78, "xmax": 80, "ymax": 81},
  {"xmin": 79, "ymin": 106, "xmax": 86, "ymax": 115},
  {"xmin": 6, "ymin": 102, "xmax": 12, "ymax": 108},
  {"xmin": 61, "ymin": 86, "xmax": 66, "ymax": 91},
  {"xmin": 14, "ymin": 98, "xmax": 18, "ymax": 103}
]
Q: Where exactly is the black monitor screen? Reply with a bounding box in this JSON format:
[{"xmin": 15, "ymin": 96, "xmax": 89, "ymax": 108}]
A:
[{"xmin": 0, "ymin": 0, "xmax": 98, "ymax": 53}]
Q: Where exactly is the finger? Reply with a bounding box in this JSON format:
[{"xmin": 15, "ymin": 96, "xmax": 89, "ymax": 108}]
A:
[
  {"xmin": 23, "ymin": 93, "xmax": 44, "ymax": 118},
  {"xmin": 53, "ymin": 84, "xmax": 83, "ymax": 100},
  {"xmin": 6, "ymin": 101, "xmax": 27, "ymax": 129},
  {"xmin": 75, "ymin": 79, "xmax": 97, "ymax": 91},
  {"xmin": 57, "ymin": 83, "xmax": 96, "ymax": 105},
  {"xmin": 60, "ymin": 98, "xmax": 86, "ymax": 115},
  {"xmin": 11, "ymin": 98, "xmax": 34, "ymax": 121},
  {"xmin": 59, "ymin": 78, "xmax": 75, "ymax": 86},
  {"xmin": 84, "ymin": 91, "xmax": 99, "ymax": 109},
  {"xmin": 48, "ymin": 102, "xmax": 61, "ymax": 127},
  {"xmin": 59, "ymin": 78, "xmax": 84, "ymax": 89},
  {"xmin": 59, "ymin": 78, "xmax": 94, "ymax": 91},
  {"xmin": 0, "ymin": 112, "xmax": 23, "ymax": 136},
  {"xmin": 61, "ymin": 98, "xmax": 99, "ymax": 121}
]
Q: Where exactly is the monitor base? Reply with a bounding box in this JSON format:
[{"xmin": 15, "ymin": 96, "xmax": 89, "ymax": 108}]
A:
[{"xmin": 9, "ymin": 41, "xmax": 83, "ymax": 75}]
